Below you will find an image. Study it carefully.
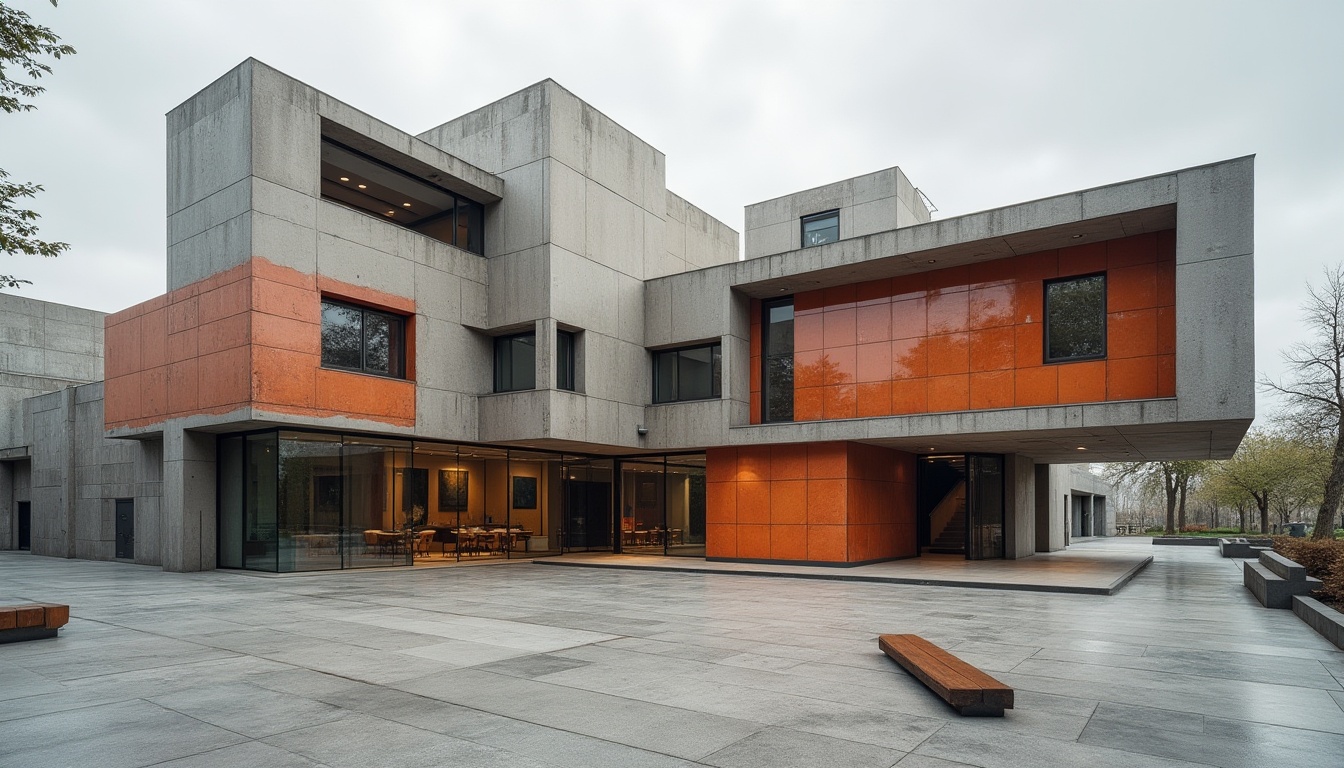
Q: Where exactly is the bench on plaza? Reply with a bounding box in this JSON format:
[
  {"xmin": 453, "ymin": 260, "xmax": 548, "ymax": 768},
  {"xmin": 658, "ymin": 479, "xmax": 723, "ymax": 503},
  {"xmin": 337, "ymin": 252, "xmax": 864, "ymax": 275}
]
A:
[
  {"xmin": 0, "ymin": 603, "xmax": 69, "ymax": 643},
  {"xmin": 878, "ymin": 634, "xmax": 1013, "ymax": 717},
  {"xmin": 1244, "ymin": 551, "xmax": 1322, "ymax": 609}
]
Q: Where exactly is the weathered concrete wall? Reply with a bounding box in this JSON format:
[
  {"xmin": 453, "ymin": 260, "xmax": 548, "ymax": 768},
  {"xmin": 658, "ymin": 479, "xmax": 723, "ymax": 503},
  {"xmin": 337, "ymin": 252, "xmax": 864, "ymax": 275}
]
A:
[
  {"xmin": 17, "ymin": 383, "xmax": 153, "ymax": 560},
  {"xmin": 0, "ymin": 293, "xmax": 104, "ymax": 450},
  {"xmin": 744, "ymin": 167, "xmax": 930, "ymax": 260}
]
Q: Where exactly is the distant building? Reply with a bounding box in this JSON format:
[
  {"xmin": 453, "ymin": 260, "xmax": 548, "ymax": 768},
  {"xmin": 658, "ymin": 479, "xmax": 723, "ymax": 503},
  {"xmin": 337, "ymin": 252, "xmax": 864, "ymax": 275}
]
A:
[{"xmin": 0, "ymin": 60, "xmax": 1254, "ymax": 571}]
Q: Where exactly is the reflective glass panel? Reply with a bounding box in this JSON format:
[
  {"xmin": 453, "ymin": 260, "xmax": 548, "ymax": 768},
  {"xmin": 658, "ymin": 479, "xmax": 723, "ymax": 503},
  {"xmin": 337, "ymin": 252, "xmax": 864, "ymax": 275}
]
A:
[{"xmin": 1045, "ymin": 274, "xmax": 1106, "ymax": 362}]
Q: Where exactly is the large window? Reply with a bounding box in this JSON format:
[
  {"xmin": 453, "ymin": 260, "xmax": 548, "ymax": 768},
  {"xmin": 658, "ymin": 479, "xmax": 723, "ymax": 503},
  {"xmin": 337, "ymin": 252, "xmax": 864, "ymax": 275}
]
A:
[
  {"xmin": 763, "ymin": 298, "xmax": 794, "ymax": 421},
  {"xmin": 801, "ymin": 210, "xmax": 839, "ymax": 248},
  {"xmin": 557, "ymin": 330, "xmax": 577, "ymax": 392},
  {"xmin": 320, "ymin": 300, "xmax": 406, "ymax": 378},
  {"xmin": 1044, "ymin": 274, "xmax": 1106, "ymax": 362},
  {"xmin": 494, "ymin": 332, "xmax": 536, "ymax": 392},
  {"xmin": 320, "ymin": 137, "xmax": 485, "ymax": 255},
  {"xmin": 653, "ymin": 343, "xmax": 721, "ymax": 403}
]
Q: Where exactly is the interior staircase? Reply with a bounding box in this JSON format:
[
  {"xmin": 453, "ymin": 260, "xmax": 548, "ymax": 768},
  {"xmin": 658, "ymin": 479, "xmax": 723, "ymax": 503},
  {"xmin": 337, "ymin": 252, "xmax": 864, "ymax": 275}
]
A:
[{"xmin": 924, "ymin": 481, "xmax": 967, "ymax": 555}]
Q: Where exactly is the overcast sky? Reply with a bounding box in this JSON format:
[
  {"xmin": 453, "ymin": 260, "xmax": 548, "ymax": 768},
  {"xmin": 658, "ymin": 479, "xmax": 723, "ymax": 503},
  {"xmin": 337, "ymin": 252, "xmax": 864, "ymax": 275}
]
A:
[{"xmin": 3, "ymin": 0, "xmax": 1340, "ymax": 421}]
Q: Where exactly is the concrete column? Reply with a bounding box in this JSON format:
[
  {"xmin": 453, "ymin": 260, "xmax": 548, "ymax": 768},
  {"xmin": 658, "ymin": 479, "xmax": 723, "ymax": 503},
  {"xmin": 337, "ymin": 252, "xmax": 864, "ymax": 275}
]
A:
[
  {"xmin": 134, "ymin": 439, "xmax": 164, "ymax": 566},
  {"xmin": 1003, "ymin": 454, "xmax": 1036, "ymax": 559},
  {"xmin": 535, "ymin": 318, "xmax": 556, "ymax": 391},
  {"xmin": 162, "ymin": 427, "xmax": 216, "ymax": 572},
  {"xmin": 0, "ymin": 461, "xmax": 12, "ymax": 549}
]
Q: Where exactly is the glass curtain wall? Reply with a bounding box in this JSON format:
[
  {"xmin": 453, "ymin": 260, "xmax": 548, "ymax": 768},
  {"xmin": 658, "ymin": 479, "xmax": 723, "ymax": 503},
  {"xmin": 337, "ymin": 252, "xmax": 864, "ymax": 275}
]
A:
[
  {"xmin": 967, "ymin": 454, "xmax": 1005, "ymax": 560},
  {"xmin": 219, "ymin": 427, "xmax": 700, "ymax": 571}
]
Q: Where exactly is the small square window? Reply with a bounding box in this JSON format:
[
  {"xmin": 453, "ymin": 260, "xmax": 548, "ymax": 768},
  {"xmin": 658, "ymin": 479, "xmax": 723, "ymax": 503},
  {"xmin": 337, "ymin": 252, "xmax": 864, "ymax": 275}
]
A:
[
  {"xmin": 1044, "ymin": 274, "xmax": 1106, "ymax": 363},
  {"xmin": 801, "ymin": 210, "xmax": 839, "ymax": 248}
]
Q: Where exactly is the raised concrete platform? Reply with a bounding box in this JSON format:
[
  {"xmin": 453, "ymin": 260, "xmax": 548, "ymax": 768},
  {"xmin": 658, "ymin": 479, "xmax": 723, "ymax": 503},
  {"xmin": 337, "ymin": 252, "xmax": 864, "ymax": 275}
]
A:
[{"xmin": 537, "ymin": 540, "xmax": 1152, "ymax": 595}]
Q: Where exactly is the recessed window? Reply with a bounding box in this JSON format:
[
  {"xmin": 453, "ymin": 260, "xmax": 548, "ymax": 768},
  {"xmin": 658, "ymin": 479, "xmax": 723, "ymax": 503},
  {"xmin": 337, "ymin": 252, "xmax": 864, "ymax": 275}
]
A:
[
  {"xmin": 321, "ymin": 300, "xmax": 406, "ymax": 378},
  {"xmin": 801, "ymin": 210, "xmax": 839, "ymax": 248},
  {"xmin": 1044, "ymin": 274, "xmax": 1106, "ymax": 363},
  {"xmin": 557, "ymin": 331, "xmax": 576, "ymax": 392},
  {"xmin": 494, "ymin": 332, "xmax": 536, "ymax": 392},
  {"xmin": 320, "ymin": 137, "xmax": 484, "ymax": 255},
  {"xmin": 762, "ymin": 299, "xmax": 794, "ymax": 421},
  {"xmin": 653, "ymin": 343, "xmax": 722, "ymax": 404}
]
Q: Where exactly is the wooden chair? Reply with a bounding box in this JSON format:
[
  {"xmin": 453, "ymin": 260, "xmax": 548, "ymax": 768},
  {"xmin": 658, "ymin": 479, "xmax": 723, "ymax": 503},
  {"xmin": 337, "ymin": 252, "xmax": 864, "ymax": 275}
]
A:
[{"xmin": 414, "ymin": 529, "xmax": 435, "ymax": 558}]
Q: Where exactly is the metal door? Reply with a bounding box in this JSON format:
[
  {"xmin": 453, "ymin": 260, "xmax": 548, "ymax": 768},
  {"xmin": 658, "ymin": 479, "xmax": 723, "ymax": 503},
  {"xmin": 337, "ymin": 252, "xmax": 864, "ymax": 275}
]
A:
[
  {"xmin": 115, "ymin": 498, "xmax": 134, "ymax": 559},
  {"xmin": 17, "ymin": 501, "xmax": 30, "ymax": 550}
]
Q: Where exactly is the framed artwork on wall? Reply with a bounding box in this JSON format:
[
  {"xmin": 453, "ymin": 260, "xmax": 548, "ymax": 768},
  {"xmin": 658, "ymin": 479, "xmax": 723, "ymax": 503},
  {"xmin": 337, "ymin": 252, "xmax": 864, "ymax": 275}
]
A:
[
  {"xmin": 438, "ymin": 469, "xmax": 469, "ymax": 511},
  {"xmin": 512, "ymin": 476, "xmax": 537, "ymax": 509}
]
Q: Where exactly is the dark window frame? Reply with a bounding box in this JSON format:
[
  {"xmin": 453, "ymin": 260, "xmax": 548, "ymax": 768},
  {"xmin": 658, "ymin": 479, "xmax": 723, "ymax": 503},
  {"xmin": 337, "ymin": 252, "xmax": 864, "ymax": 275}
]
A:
[
  {"xmin": 652, "ymin": 342, "xmax": 722, "ymax": 404},
  {"xmin": 761, "ymin": 297, "xmax": 795, "ymax": 422},
  {"xmin": 800, "ymin": 210, "xmax": 840, "ymax": 248},
  {"xmin": 494, "ymin": 331, "xmax": 537, "ymax": 393},
  {"xmin": 320, "ymin": 298, "xmax": 407, "ymax": 379},
  {"xmin": 1043, "ymin": 272, "xmax": 1108, "ymax": 364},
  {"xmin": 557, "ymin": 330, "xmax": 577, "ymax": 392}
]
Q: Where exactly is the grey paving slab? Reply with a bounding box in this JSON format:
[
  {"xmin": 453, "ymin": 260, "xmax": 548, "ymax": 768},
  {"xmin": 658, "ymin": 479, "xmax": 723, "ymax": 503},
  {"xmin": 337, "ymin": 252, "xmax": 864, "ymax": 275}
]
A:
[
  {"xmin": 1, "ymin": 538, "xmax": 1342, "ymax": 767},
  {"xmin": 701, "ymin": 726, "xmax": 907, "ymax": 768},
  {"xmin": 0, "ymin": 699, "xmax": 247, "ymax": 768}
]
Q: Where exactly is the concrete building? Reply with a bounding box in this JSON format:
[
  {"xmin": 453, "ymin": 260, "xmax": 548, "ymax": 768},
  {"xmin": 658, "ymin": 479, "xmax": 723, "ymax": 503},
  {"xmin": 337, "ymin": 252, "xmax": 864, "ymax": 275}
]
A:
[{"xmin": 1, "ymin": 59, "xmax": 1253, "ymax": 572}]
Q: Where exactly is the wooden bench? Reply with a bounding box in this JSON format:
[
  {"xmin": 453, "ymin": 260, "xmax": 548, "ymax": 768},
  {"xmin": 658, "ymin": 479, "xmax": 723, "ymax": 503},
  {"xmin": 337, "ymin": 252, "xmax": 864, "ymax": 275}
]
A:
[
  {"xmin": 878, "ymin": 634, "xmax": 1014, "ymax": 716},
  {"xmin": 0, "ymin": 603, "xmax": 69, "ymax": 644}
]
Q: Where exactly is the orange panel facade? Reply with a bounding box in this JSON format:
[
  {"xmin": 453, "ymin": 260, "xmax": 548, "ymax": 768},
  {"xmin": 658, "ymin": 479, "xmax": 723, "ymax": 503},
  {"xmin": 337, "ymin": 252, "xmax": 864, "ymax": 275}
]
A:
[
  {"xmin": 749, "ymin": 230, "xmax": 1176, "ymax": 423},
  {"xmin": 104, "ymin": 257, "xmax": 416, "ymax": 430},
  {"xmin": 706, "ymin": 441, "xmax": 917, "ymax": 564}
]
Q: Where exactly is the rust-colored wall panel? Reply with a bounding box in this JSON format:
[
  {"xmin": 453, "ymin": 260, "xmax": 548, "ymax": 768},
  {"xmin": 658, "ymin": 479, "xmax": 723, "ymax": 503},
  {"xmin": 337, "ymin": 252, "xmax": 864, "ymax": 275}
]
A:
[
  {"xmin": 703, "ymin": 441, "xmax": 917, "ymax": 564},
  {"xmin": 104, "ymin": 257, "xmax": 417, "ymax": 430},
  {"xmin": 750, "ymin": 231, "xmax": 1177, "ymax": 423}
]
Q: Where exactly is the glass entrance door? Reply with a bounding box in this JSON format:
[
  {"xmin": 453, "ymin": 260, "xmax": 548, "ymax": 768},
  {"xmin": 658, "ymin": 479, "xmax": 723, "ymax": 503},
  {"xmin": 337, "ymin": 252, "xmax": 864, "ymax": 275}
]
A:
[
  {"xmin": 561, "ymin": 458, "xmax": 612, "ymax": 551},
  {"xmin": 967, "ymin": 454, "xmax": 1005, "ymax": 560}
]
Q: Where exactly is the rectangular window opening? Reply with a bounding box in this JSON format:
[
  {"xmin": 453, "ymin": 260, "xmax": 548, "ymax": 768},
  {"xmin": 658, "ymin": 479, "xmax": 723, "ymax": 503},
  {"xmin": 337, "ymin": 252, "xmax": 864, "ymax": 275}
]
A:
[
  {"xmin": 762, "ymin": 298, "xmax": 794, "ymax": 421},
  {"xmin": 320, "ymin": 136, "xmax": 485, "ymax": 255},
  {"xmin": 1044, "ymin": 273, "xmax": 1106, "ymax": 363},
  {"xmin": 801, "ymin": 210, "xmax": 839, "ymax": 248},
  {"xmin": 320, "ymin": 299, "xmax": 407, "ymax": 378},
  {"xmin": 653, "ymin": 342, "xmax": 722, "ymax": 404},
  {"xmin": 495, "ymin": 332, "xmax": 537, "ymax": 393},
  {"xmin": 557, "ymin": 330, "xmax": 577, "ymax": 392}
]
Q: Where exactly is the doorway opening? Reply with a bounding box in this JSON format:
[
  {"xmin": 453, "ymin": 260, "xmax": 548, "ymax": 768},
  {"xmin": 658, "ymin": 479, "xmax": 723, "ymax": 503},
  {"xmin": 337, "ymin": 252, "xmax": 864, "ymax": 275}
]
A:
[
  {"xmin": 917, "ymin": 454, "xmax": 1004, "ymax": 560},
  {"xmin": 17, "ymin": 501, "xmax": 30, "ymax": 550}
]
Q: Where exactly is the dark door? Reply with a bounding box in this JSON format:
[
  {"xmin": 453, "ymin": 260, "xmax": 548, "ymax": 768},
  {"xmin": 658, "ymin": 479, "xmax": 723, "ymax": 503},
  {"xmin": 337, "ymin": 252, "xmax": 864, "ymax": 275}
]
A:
[
  {"xmin": 563, "ymin": 480, "xmax": 612, "ymax": 550},
  {"xmin": 17, "ymin": 502, "xmax": 30, "ymax": 550},
  {"xmin": 115, "ymin": 498, "xmax": 134, "ymax": 559},
  {"xmin": 966, "ymin": 455, "xmax": 1005, "ymax": 560}
]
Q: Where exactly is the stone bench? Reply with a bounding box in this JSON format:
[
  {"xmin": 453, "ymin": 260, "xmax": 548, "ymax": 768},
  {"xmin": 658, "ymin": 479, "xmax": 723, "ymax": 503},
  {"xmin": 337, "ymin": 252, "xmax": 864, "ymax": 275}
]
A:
[
  {"xmin": 878, "ymin": 634, "xmax": 1014, "ymax": 716},
  {"xmin": 1244, "ymin": 551, "xmax": 1321, "ymax": 609},
  {"xmin": 1219, "ymin": 538, "xmax": 1273, "ymax": 558},
  {"xmin": 0, "ymin": 603, "xmax": 70, "ymax": 643}
]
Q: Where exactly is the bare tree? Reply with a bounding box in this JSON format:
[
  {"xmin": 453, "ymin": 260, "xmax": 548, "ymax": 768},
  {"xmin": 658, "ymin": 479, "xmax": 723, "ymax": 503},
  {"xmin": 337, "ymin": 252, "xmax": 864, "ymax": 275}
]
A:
[
  {"xmin": 1262, "ymin": 264, "xmax": 1344, "ymax": 539},
  {"xmin": 1108, "ymin": 461, "xmax": 1205, "ymax": 534}
]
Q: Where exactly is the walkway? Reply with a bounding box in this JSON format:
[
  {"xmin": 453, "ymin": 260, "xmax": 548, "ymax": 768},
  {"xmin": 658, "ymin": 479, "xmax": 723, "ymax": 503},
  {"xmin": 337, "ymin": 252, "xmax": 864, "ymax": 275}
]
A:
[
  {"xmin": 0, "ymin": 538, "xmax": 1341, "ymax": 767},
  {"xmin": 538, "ymin": 538, "xmax": 1151, "ymax": 595}
]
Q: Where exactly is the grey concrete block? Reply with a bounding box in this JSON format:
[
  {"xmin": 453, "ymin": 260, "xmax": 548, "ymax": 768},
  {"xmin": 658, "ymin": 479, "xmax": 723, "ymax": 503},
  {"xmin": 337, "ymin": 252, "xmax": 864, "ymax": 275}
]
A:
[{"xmin": 1244, "ymin": 560, "xmax": 1322, "ymax": 609}]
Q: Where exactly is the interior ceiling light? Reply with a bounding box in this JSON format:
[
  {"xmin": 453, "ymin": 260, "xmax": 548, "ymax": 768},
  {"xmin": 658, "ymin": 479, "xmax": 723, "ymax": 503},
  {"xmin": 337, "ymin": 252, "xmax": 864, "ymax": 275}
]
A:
[
  {"xmin": 1071, "ymin": 234, "xmax": 1084, "ymax": 239},
  {"xmin": 357, "ymin": 184, "xmax": 368, "ymax": 189},
  {"xmin": 385, "ymin": 210, "xmax": 395, "ymax": 216},
  {"xmin": 339, "ymin": 177, "xmax": 350, "ymax": 182},
  {"xmin": 927, "ymin": 259, "xmax": 936, "ymax": 264},
  {"xmin": 1076, "ymin": 446, "xmax": 1087, "ymax": 450},
  {"xmin": 403, "ymin": 202, "xmax": 412, "ymax": 207}
]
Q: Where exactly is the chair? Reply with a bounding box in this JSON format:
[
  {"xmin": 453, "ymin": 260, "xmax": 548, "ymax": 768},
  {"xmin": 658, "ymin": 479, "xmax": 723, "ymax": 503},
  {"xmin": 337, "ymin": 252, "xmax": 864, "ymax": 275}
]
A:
[
  {"xmin": 414, "ymin": 529, "xmax": 435, "ymax": 559},
  {"xmin": 363, "ymin": 530, "xmax": 380, "ymax": 555}
]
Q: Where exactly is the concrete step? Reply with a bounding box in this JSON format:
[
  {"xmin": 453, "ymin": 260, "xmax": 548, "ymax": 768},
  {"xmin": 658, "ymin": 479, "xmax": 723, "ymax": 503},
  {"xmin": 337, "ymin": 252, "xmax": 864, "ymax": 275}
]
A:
[
  {"xmin": 1244, "ymin": 560, "xmax": 1322, "ymax": 609},
  {"xmin": 1260, "ymin": 550, "xmax": 1308, "ymax": 581}
]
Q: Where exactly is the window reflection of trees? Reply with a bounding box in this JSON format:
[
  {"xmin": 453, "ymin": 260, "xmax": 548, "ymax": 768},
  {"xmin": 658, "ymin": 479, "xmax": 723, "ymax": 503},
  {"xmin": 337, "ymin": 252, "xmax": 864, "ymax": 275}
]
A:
[{"xmin": 1046, "ymin": 276, "xmax": 1105, "ymax": 361}]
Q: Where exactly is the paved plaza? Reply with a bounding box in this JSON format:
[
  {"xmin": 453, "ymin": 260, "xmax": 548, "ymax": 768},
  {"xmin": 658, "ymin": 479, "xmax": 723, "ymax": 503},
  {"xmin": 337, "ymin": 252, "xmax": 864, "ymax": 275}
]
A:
[{"xmin": 1, "ymin": 538, "xmax": 1342, "ymax": 768}]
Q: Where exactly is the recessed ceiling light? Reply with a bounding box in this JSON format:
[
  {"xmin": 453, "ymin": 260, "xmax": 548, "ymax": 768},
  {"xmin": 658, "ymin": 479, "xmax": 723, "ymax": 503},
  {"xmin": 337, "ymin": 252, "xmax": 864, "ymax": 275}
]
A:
[
  {"xmin": 403, "ymin": 203, "xmax": 412, "ymax": 207},
  {"xmin": 1071, "ymin": 234, "xmax": 1084, "ymax": 239},
  {"xmin": 358, "ymin": 184, "xmax": 367, "ymax": 189},
  {"xmin": 385, "ymin": 210, "xmax": 395, "ymax": 216},
  {"xmin": 927, "ymin": 259, "xmax": 936, "ymax": 264},
  {"xmin": 339, "ymin": 177, "xmax": 350, "ymax": 182},
  {"xmin": 1076, "ymin": 446, "xmax": 1087, "ymax": 451}
]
